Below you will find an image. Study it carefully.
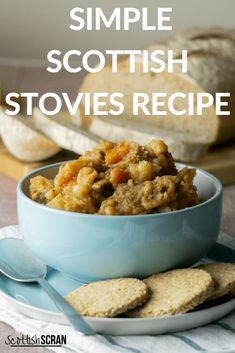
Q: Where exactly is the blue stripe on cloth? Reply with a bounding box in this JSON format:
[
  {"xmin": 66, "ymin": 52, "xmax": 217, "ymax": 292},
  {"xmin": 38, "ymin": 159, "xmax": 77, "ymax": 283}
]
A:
[
  {"xmin": 170, "ymin": 333, "xmax": 206, "ymax": 352},
  {"xmin": 104, "ymin": 336, "xmax": 143, "ymax": 353},
  {"xmin": 215, "ymin": 322, "xmax": 235, "ymax": 334}
]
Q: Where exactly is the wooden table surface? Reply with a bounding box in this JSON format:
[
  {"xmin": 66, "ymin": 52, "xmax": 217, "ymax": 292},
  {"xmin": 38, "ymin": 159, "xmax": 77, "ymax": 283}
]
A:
[{"xmin": 0, "ymin": 65, "xmax": 235, "ymax": 352}]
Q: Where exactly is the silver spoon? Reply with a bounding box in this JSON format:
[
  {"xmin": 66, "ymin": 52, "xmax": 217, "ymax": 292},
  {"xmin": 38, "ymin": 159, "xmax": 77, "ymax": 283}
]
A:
[{"xmin": 0, "ymin": 238, "xmax": 95, "ymax": 335}]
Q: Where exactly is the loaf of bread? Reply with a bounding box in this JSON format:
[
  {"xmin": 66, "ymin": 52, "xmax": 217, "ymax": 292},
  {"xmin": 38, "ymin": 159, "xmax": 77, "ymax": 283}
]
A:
[
  {"xmin": 81, "ymin": 60, "xmax": 219, "ymax": 140},
  {"xmin": 148, "ymin": 27, "xmax": 235, "ymax": 143},
  {"xmin": 79, "ymin": 27, "xmax": 235, "ymax": 161}
]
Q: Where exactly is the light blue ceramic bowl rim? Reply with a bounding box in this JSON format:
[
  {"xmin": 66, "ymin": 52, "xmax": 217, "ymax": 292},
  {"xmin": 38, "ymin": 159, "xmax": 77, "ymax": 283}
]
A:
[{"xmin": 17, "ymin": 161, "xmax": 223, "ymax": 219}]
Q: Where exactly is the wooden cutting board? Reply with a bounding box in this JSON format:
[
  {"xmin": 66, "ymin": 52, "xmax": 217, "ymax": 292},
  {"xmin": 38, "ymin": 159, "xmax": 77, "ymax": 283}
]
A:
[
  {"xmin": 0, "ymin": 140, "xmax": 235, "ymax": 185},
  {"xmin": 0, "ymin": 141, "xmax": 78, "ymax": 181},
  {"xmin": 191, "ymin": 141, "xmax": 235, "ymax": 185}
]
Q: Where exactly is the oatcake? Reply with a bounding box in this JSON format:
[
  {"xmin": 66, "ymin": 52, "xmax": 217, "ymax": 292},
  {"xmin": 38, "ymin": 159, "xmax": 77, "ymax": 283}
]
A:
[
  {"xmin": 65, "ymin": 278, "xmax": 148, "ymax": 317},
  {"xmin": 127, "ymin": 269, "xmax": 214, "ymax": 318},
  {"xmin": 197, "ymin": 263, "xmax": 235, "ymax": 300}
]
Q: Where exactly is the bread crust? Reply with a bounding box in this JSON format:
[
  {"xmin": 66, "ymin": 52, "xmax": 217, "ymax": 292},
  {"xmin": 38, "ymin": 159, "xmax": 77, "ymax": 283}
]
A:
[{"xmin": 0, "ymin": 109, "xmax": 61, "ymax": 162}]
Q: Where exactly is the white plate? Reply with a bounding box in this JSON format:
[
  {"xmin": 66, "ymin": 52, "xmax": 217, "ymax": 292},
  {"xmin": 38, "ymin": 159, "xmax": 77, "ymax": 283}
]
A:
[{"xmin": 1, "ymin": 241, "xmax": 235, "ymax": 335}]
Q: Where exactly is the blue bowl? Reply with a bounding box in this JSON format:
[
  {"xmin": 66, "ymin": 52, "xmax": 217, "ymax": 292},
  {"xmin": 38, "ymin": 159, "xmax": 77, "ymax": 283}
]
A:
[{"xmin": 17, "ymin": 162, "xmax": 222, "ymax": 282}]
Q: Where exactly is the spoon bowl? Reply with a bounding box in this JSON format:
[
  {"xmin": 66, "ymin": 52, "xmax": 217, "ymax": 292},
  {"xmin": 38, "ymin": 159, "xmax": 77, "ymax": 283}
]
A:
[
  {"xmin": 0, "ymin": 238, "xmax": 95, "ymax": 335},
  {"xmin": 0, "ymin": 238, "xmax": 46, "ymax": 281}
]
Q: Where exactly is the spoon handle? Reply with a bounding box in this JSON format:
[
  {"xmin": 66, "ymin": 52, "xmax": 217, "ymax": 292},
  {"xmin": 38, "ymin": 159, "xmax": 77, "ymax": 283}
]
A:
[{"xmin": 37, "ymin": 278, "xmax": 95, "ymax": 335}]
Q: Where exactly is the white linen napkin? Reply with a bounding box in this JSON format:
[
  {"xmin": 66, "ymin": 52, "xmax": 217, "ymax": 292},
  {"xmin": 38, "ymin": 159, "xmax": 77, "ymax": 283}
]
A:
[{"xmin": 0, "ymin": 225, "xmax": 235, "ymax": 353}]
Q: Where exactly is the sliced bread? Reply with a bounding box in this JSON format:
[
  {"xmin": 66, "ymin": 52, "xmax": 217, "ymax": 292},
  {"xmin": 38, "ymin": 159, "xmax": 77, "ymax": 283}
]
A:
[
  {"xmin": 33, "ymin": 108, "xmax": 100, "ymax": 155},
  {"xmin": 80, "ymin": 60, "xmax": 219, "ymax": 144},
  {"xmin": 80, "ymin": 27, "xmax": 235, "ymax": 152},
  {"xmin": 0, "ymin": 108, "xmax": 61, "ymax": 162}
]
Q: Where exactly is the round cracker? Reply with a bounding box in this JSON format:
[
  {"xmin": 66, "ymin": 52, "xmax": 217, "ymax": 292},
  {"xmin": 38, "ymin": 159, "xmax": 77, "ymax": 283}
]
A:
[
  {"xmin": 65, "ymin": 278, "xmax": 148, "ymax": 317},
  {"xmin": 127, "ymin": 269, "xmax": 213, "ymax": 318},
  {"xmin": 197, "ymin": 263, "xmax": 235, "ymax": 300}
]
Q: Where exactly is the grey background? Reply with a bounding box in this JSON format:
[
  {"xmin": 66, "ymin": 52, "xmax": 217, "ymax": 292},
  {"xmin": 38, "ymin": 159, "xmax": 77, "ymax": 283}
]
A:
[{"xmin": 0, "ymin": 0, "xmax": 235, "ymax": 66}]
